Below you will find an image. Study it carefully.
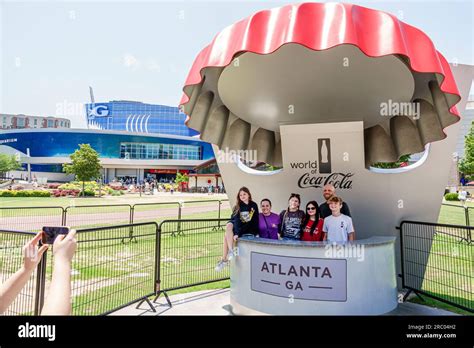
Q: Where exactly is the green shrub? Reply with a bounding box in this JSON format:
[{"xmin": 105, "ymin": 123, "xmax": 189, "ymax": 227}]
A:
[
  {"xmin": 82, "ymin": 189, "xmax": 95, "ymax": 197},
  {"xmin": 111, "ymin": 190, "xmax": 121, "ymax": 196},
  {"xmin": 0, "ymin": 190, "xmax": 17, "ymax": 197},
  {"xmin": 59, "ymin": 181, "xmax": 100, "ymax": 192},
  {"xmin": 444, "ymin": 193, "xmax": 459, "ymax": 201},
  {"xmin": 15, "ymin": 190, "xmax": 31, "ymax": 197},
  {"xmin": 0, "ymin": 190, "xmax": 50, "ymax": 197},
  {"xmin": 33, "ymin": 190, "xmax": 51, "ymax": 197}
]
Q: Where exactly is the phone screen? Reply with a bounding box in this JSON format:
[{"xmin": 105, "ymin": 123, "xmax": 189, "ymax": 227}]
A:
[{"xmin": 42, "ymin": 226, "xmax": 70, "ymax": 244}]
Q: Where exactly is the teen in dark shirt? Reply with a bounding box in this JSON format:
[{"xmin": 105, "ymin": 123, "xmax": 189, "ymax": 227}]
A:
[
  {"xmin": 279, "ymin": 193, "xmax": 305, "ymax": 240},
  {"xmin": 215, "ymin": 186, "xmax": 259, "ymax": 272}
]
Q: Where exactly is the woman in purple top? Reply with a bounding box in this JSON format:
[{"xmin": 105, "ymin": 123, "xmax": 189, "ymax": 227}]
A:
[{"xmin": 258, "ymin": 199, "xmax": 280, "ymax": 240}]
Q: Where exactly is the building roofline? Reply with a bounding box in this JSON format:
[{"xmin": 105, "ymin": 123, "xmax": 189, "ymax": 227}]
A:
[
  {"xmin": 193, "ymin": 158, "xmax": 217, "ymax": 170},
  {"xmin": 0, "ymin": 127, "xmax": 208, "ymax": 143},
  {"xmin": 0, "ymin": 114, "xmax": 71, "ymax": 121}
]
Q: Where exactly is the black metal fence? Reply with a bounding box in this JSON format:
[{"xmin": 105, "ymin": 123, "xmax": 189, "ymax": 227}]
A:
[
  {"xmin": 0, "ymin": 229, "xmax": 40, "ymax": 315},
  {"xmin": 156, "ymin": 219, "xmax": 230, "ymax": 300},
  {"xmin": 0, "ymin": 223, "xmax": 159, "ymax": 316},
  {"xmin": 67, "ymin": 223, "xmax": 159, "ymax": 315},
  {"xmin": 399, "ymin": 220, "xmax": 473, "ymax": 313},
  {"xmin": 439, "ymin": 203, "xmax": 474, "ymax": 228},
  {"xmin": 0, "ymin": 200, "xmax": 231, "ymax": 232},
  {"xmin": 1, "ymin": 219, "xmax": 231, "ymax": 315},
  {"xmin": 0, "ymin": 207, "xmax": 64, "ymax": 233}
]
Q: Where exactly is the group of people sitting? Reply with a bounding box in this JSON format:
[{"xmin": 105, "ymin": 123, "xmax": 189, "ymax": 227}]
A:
[{"xmin": 215, "ymin": 184, "xmax": 355, "ymax": 272}]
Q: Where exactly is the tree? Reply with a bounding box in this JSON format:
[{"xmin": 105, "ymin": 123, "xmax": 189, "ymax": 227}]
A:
[
  {"xmin": 175, "ymin": 172, "xmax": 189, "ymax": 191},
  {"xmin": 459, "ymin": 121, "xmax": 474, "ymax": 175},
  {"xmin": 63, "ymin": 144, "xmax": 102, "ymax": 196},
  {"xmin": 0, "ymin": 153, "xmax": 22, "ymax": 178}
]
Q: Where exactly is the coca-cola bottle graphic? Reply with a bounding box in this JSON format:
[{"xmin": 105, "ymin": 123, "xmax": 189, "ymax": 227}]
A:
[{"xmin": 318, "ymin": 138, "xmax": 331, "ymax": 173}]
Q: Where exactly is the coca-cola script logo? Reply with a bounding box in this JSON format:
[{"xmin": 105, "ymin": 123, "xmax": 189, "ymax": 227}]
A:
[{"xmin": 290, "ymin": 138, "xmax": 354, "ymax": 189}]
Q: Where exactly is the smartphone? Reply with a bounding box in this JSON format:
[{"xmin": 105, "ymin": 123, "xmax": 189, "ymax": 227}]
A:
[{"xmin": 42, "ymin": 226, "xmax": 70, "ymax": 245}]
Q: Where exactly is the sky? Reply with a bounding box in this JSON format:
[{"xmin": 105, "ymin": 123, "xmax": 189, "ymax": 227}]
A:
[{"xmin": 1, "ymin": 0, "xmax": 473, "ymax": 128}]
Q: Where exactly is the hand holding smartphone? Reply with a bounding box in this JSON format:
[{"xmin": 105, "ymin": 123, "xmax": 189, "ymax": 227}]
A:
[{"xmin": 42, "ymin": 226, "xmax": 70, "ymax": 245}]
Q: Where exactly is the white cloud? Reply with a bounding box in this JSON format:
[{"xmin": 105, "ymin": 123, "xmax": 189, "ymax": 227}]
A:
[{"xmin": 123, "ymin": 53, "xmax": 140, "ymax": 70}]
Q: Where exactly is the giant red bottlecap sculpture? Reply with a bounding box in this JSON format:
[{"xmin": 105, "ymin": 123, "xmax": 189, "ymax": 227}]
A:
[{"xmin": 179, "ymin": 2, "xmax": 461, "ymax": 167}]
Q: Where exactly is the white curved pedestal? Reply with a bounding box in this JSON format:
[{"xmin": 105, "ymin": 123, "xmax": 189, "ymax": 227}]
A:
[{"xmin": 230, "ymin": 236, "xmax": 397, "ymax": 315}]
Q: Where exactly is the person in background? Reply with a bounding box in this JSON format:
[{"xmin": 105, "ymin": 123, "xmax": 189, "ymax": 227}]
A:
[
  {"xmin": 301, "ymin": 201, "xmax": 324, "ymax": 242},
  {"xmin": 0, "ymin": 229, "xmax": 77, "ymax": 315},
  {"xmin": 322, "ymin": 196, "xmax": 355, "ymax": 242},
  {"xmin": 259, "ymin": 198, "xmax": 280, "ymax": 240},
  {"xmin": 460, "ymin": 174, "xmax": 467, "ymax": 187},
  {"xmin": 319, "ymin": 184, "xmax": 351, "ymax": 218},
  {"xmin": 215, "ymin": 187, "xmax": 259, "ymax": 271},
  {"xmin": 279, "ymin": 193, "xmax": 305, "ymax": 240}
]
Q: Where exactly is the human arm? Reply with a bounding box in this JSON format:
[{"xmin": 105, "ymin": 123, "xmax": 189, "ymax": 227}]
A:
[
  {"xmin": 322, "ymin": 218, "xmax": 328, "ymax": 241},
  {"xmin": 0, "ymin": 233, "xmax": 48, "ymax": 314},
  {"xmin": 41, "ymin": 230, "xmax": 77, "ymax": 316},
  {"xmin": 347, "ymin": 217, "xmax": 355, "ymax": 241}
]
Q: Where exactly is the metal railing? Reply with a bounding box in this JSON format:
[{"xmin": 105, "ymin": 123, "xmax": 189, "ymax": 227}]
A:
[
  {"xmin": 67, "ymin": 222, "xmax": 159, "ymax": 315},
  {"xmin": 439, "ymin": 203, "xmax": 471, "ymax": 227},
  {"xmin": 0, "ymin": 199, "xmax": 231, "ymax": 232},
  {"xmin": 0, "ymin": 229, "xmax": 40, "ymax": 315},
  {"xmin": 0, "ymin": 223, "xmax": 159, "ymax": 316},
  {"xmin": 0, "ymin": 206, "xmax": 64, "ymax": 233},
  {"xmin": 1, "ymin": 218, "xmax": 232, "ymax": 315},
  {"xmin": 154, "ymin": 219, "xmax": 230, "ymax": 306},
  {"xmin": 399, "ymin": 220, "xmax": 473, "ymax": 313}
]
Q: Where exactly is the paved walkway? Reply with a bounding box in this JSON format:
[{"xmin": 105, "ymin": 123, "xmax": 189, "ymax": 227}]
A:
[{"xmin": 109, "ymin": 289, "xmax": 457, "ymax": 316}]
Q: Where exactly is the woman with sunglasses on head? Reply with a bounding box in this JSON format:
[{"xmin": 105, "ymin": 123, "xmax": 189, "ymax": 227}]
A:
[
  {"xmin": 215, "ymin": 186, "xmax": 259, "ymax": 272},
  {"xmin": 301, "ymin": 201, "xmax": 324, "ymax": 242},
  {"xmin": 279, "ymin": 193, "xmax": 305, "ymax": 240}
]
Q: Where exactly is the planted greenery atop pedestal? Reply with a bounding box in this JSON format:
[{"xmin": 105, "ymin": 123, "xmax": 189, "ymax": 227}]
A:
[
  {"xmin": 63, "ymin": 144, "xmax": 102, "ymax": 197},
  {"xmin": 458, "ymin": 121, "xmax": 474, "ymax": 176},
  {"xmin": 0, "ymin": 153, "xmax": 22, "ymax": 178},
  {"xmin": 372, "ymin": 154, "xmax": 411, "ymax": 169}
]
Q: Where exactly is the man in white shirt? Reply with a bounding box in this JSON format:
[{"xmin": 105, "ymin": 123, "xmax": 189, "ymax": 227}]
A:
[{"xmin": 323, "ymin": 196, "xmax": 355, "ymax": 242}]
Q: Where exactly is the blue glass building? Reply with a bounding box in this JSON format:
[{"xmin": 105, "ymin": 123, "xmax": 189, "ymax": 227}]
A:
[
  {"xmin": 85, "ymin": 101, "xmax": 199, "ymax": 136},
  {"xmin": 0, "ymin": 129, "xmax": 214, "ymax": 182}
]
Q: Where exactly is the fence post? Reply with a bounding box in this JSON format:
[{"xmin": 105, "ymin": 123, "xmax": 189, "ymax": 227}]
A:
[
  {"xmin": 177, "ymin": 203, "xmax": 182, "ymax": 236},
  {"xmin": 465, "ymin": 206, "xmax": 470, "ymax": 226},
  {"xmin": 153, "ymin": 222, "xmax": 171, "ymax": 307},
  {"xmin": 218, "ymin": 200, "xmax": 222, "ymax": 229},
  {"xmin": 34, "ymin": 251, "xmax": 48, "ymax": 315},
  {"xmin": 398, "ymin": 223, "xmax": 406, "ymax": 290},
  {"xmin": 62, "ymin": 207, "xmax": 66, "ymax": 226},
  {"xmin": 63, "ymin": 207, "xmax": 69, "ymax": 226}
]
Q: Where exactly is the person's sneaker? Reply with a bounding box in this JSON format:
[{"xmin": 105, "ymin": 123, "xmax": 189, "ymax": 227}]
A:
[
  {"xmin": 215, "ymin": 260, "xmax": 228, "ymax": 272},
  {"xmin": 227, "ymin": 249, "xmax": 235, "ymax": 261}
]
